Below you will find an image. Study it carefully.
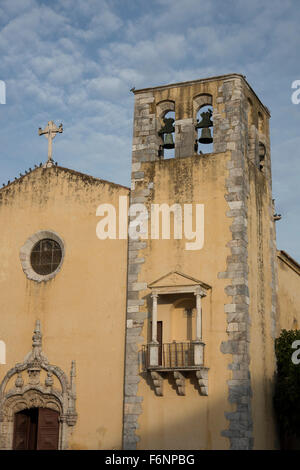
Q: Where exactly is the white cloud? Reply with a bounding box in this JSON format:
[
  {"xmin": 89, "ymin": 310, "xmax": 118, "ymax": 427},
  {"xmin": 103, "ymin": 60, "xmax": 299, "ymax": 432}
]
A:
[
  {"xmin": 0, "ymin": 0, "xmax": 299, "ymax": 259},
  {"xmin": 87, "ymin": 76, "xmax": 128, "ymax": 97},
  {"xmin": 0, "ymin": 0, "xmax": 36, "ymax": 18}
]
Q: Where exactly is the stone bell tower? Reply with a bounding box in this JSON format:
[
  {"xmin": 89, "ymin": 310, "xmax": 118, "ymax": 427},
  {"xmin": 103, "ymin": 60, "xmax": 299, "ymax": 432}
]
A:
[{"xmin": 123, "ymin": 74, "xmax": 278, "ymax": 450}]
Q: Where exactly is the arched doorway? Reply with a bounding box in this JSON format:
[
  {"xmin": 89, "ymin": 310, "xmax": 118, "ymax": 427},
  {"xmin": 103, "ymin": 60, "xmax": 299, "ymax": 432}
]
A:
[
  {"xmin": 13, "ymin": 407, "xmax": 59, "ymax": 450},
  {"xmin": 0, "ymin": 321, "xmax": 77, "ymax": 450}
]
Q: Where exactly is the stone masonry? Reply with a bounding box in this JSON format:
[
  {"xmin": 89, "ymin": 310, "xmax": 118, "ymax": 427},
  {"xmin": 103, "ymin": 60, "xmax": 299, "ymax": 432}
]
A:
[
  {"xmin": 216, "ymin": 78, "xmax": 253, "ymax": 449},
  {"xmin": 123, "ymin": 75, "xmax": 275, "ymax": 450},
  {"xmin": 123, "ymin": 91, "xmax": 158, "ymax": 449}
]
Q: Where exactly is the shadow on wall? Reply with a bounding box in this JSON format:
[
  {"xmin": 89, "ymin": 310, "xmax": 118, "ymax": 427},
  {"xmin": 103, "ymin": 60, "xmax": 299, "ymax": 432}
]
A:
[{"xmin": 129, "ymin": 362, "xmax": 285, "ymax": 450}]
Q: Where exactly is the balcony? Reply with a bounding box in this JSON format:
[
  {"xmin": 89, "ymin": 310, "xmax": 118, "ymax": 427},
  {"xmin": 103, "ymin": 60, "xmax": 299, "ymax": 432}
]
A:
[
  {"xmin": 143, "ymin": 341, "xmax": 200, "ymax": 369},
  {"xmin": 142, "ymin": 341, "xmax": 208, "ymax": 396},
  {"xmin": 143, "ymin": 272, "xmax": 211, "ymax": 396}
]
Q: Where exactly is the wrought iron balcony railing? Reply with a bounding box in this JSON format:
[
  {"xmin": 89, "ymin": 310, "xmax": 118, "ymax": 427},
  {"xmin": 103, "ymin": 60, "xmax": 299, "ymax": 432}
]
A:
[
  {"xmin": 142, "ymin": 341, "xmax": 208, "ymax": 396},
  {"xmin": 142, "ymin": 341, "xmax": 195, "ymax": 370}
]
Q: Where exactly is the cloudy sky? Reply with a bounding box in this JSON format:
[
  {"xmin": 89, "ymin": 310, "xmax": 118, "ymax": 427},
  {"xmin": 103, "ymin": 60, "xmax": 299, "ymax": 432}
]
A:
[{"xmin": 0, "ymin": 0, "xmax": 299, "ymax": 260}]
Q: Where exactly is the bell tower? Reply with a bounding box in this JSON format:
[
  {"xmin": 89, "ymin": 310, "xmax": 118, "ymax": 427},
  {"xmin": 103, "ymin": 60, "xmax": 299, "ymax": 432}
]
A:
[{"xmin": 123, "ymin": 74, "xmax": 278, "ymax": 450}]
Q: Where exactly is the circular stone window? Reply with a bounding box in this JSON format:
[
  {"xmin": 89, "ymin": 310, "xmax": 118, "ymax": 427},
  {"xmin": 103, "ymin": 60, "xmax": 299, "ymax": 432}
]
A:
[
  {"xmin": 30, "ymin": 239, "xmax": 62, "ymax": 275},
  {"xmin": 20, "ymin": 231, "xmax": 65, "ymax": 282}
]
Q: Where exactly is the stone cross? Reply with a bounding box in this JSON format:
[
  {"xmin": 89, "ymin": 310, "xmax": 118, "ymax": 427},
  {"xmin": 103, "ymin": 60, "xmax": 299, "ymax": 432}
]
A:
[{"xmin": 38, "ymin": 121, "xmax": 63, "ymax": 165}]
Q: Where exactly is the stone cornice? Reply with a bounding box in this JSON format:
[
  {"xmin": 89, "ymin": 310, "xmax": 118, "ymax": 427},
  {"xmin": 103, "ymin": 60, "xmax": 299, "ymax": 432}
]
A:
[
  {"xmin": 133, "ymin": 73, "xmax": 270, "ymax": 117},
  {"xmin": 277, "ymin": 250, "xmax": 300, "ymax": 276}
]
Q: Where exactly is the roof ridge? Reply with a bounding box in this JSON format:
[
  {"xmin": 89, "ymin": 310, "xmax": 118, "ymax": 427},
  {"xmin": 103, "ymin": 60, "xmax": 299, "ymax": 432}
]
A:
[
  {"xmin": 0, "ymin": 164, "xmax": 130, "ymax": 192},
  {"xmin": 277, "ymin": 250, "xmax": 300, "ymax": 275},
  {"xmin": 0, "ymin": 164, "xmax": 43, "ymax": 190}
]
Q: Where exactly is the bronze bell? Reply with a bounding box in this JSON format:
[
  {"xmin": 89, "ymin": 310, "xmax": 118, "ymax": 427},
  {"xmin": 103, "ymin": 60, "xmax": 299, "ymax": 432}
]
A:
[
  {"xmin": 163, "ymin": 133, "xmax": 175, "ymax": 149},
  {"xmin": 199, "ymin": 127, "xmax": 213, "ymax": 144},
  {"xmin": 159, "ymin": 117, "xmax": 175, "ymax": 149},
  {"xmin": 196, "ymin": 109, "xmax": 213, "ymax": 129}
]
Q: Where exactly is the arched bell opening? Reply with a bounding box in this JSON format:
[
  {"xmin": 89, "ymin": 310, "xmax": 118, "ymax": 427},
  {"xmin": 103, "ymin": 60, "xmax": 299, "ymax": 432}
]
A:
[
  {"xmin": 158, "ymin": 110, "xmax": 175, "ymax": 159},
  {"xmin": 195, "ymin": 105, "xmax": 213, "ymax": 155}
]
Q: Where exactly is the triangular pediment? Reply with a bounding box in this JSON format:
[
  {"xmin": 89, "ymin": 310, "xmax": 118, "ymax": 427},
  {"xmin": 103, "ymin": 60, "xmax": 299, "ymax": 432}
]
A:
[{"xmin": 148, "ymin": 271, "xmax": 211, "ymax": 291}]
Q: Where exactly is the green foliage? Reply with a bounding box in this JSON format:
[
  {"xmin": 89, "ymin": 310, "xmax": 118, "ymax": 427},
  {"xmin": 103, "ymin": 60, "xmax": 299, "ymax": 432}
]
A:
[{"xmin": 274, "ymin": 329, "xmax": 300, "ymax": 438}]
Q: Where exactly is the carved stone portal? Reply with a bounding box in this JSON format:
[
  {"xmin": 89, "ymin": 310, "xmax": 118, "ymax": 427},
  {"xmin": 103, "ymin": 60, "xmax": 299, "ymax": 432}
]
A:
[{"xmin": 0, "ymin": 320, "xmax": 77, "ymax": 449}]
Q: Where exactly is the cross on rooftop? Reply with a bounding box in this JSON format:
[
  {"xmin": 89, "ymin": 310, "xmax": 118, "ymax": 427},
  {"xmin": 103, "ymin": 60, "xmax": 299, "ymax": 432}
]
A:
[{"xmin": 38, "ymin": 121, "xmax": 63, "ymax": 166}]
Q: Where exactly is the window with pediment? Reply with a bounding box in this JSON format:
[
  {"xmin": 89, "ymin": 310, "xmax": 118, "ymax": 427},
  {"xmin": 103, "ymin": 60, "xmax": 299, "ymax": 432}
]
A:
[{"xmin": 142, "ymin": 271, "xmax": 211, "ymax": 397}]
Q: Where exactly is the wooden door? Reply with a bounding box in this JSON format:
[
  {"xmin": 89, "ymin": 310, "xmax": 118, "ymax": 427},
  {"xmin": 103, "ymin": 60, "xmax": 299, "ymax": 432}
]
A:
[
  {"xmin": 13, "ymin": 408, "xmax": 38, "ymax": 450},
  {"xmin": 13, "ymin": 408, "xmax": 59, "ymax": 450},
  {"xmin": 13, "ymin": 410, "xmax": 30, "ymax": 450},
  {"xmin": 37, "ymin": 408, "xmax": 59, "ymax": 450}
]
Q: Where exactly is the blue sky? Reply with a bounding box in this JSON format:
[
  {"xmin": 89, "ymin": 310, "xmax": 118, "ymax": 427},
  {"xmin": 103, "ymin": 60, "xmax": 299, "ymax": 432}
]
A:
[{"xmin": 0, "ymin": 0, "xmax": 299, "ymax": 260}]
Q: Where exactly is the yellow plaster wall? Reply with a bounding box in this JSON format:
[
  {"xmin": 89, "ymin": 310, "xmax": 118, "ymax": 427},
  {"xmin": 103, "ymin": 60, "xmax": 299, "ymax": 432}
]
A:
[
  {"xmin": 134, "ymin": 152, "xmax": 233, "ymax": 449},
  {"xmin": 247, "ymin": 161, "xmax": 278, "ymax": 449},
  {"xmin": 277, "ymin": 252, "xmax": 300, "ymax": 331},
  {"xmin": 0, "ymin": 166, "xmax": 129, "ymax": 449}
]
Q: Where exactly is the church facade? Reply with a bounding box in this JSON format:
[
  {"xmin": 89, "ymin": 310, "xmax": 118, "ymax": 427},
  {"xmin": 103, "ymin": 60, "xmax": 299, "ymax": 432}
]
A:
[{"xmin": 0, "ymin": 73, "xmax": 299, "ymax": 450}]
